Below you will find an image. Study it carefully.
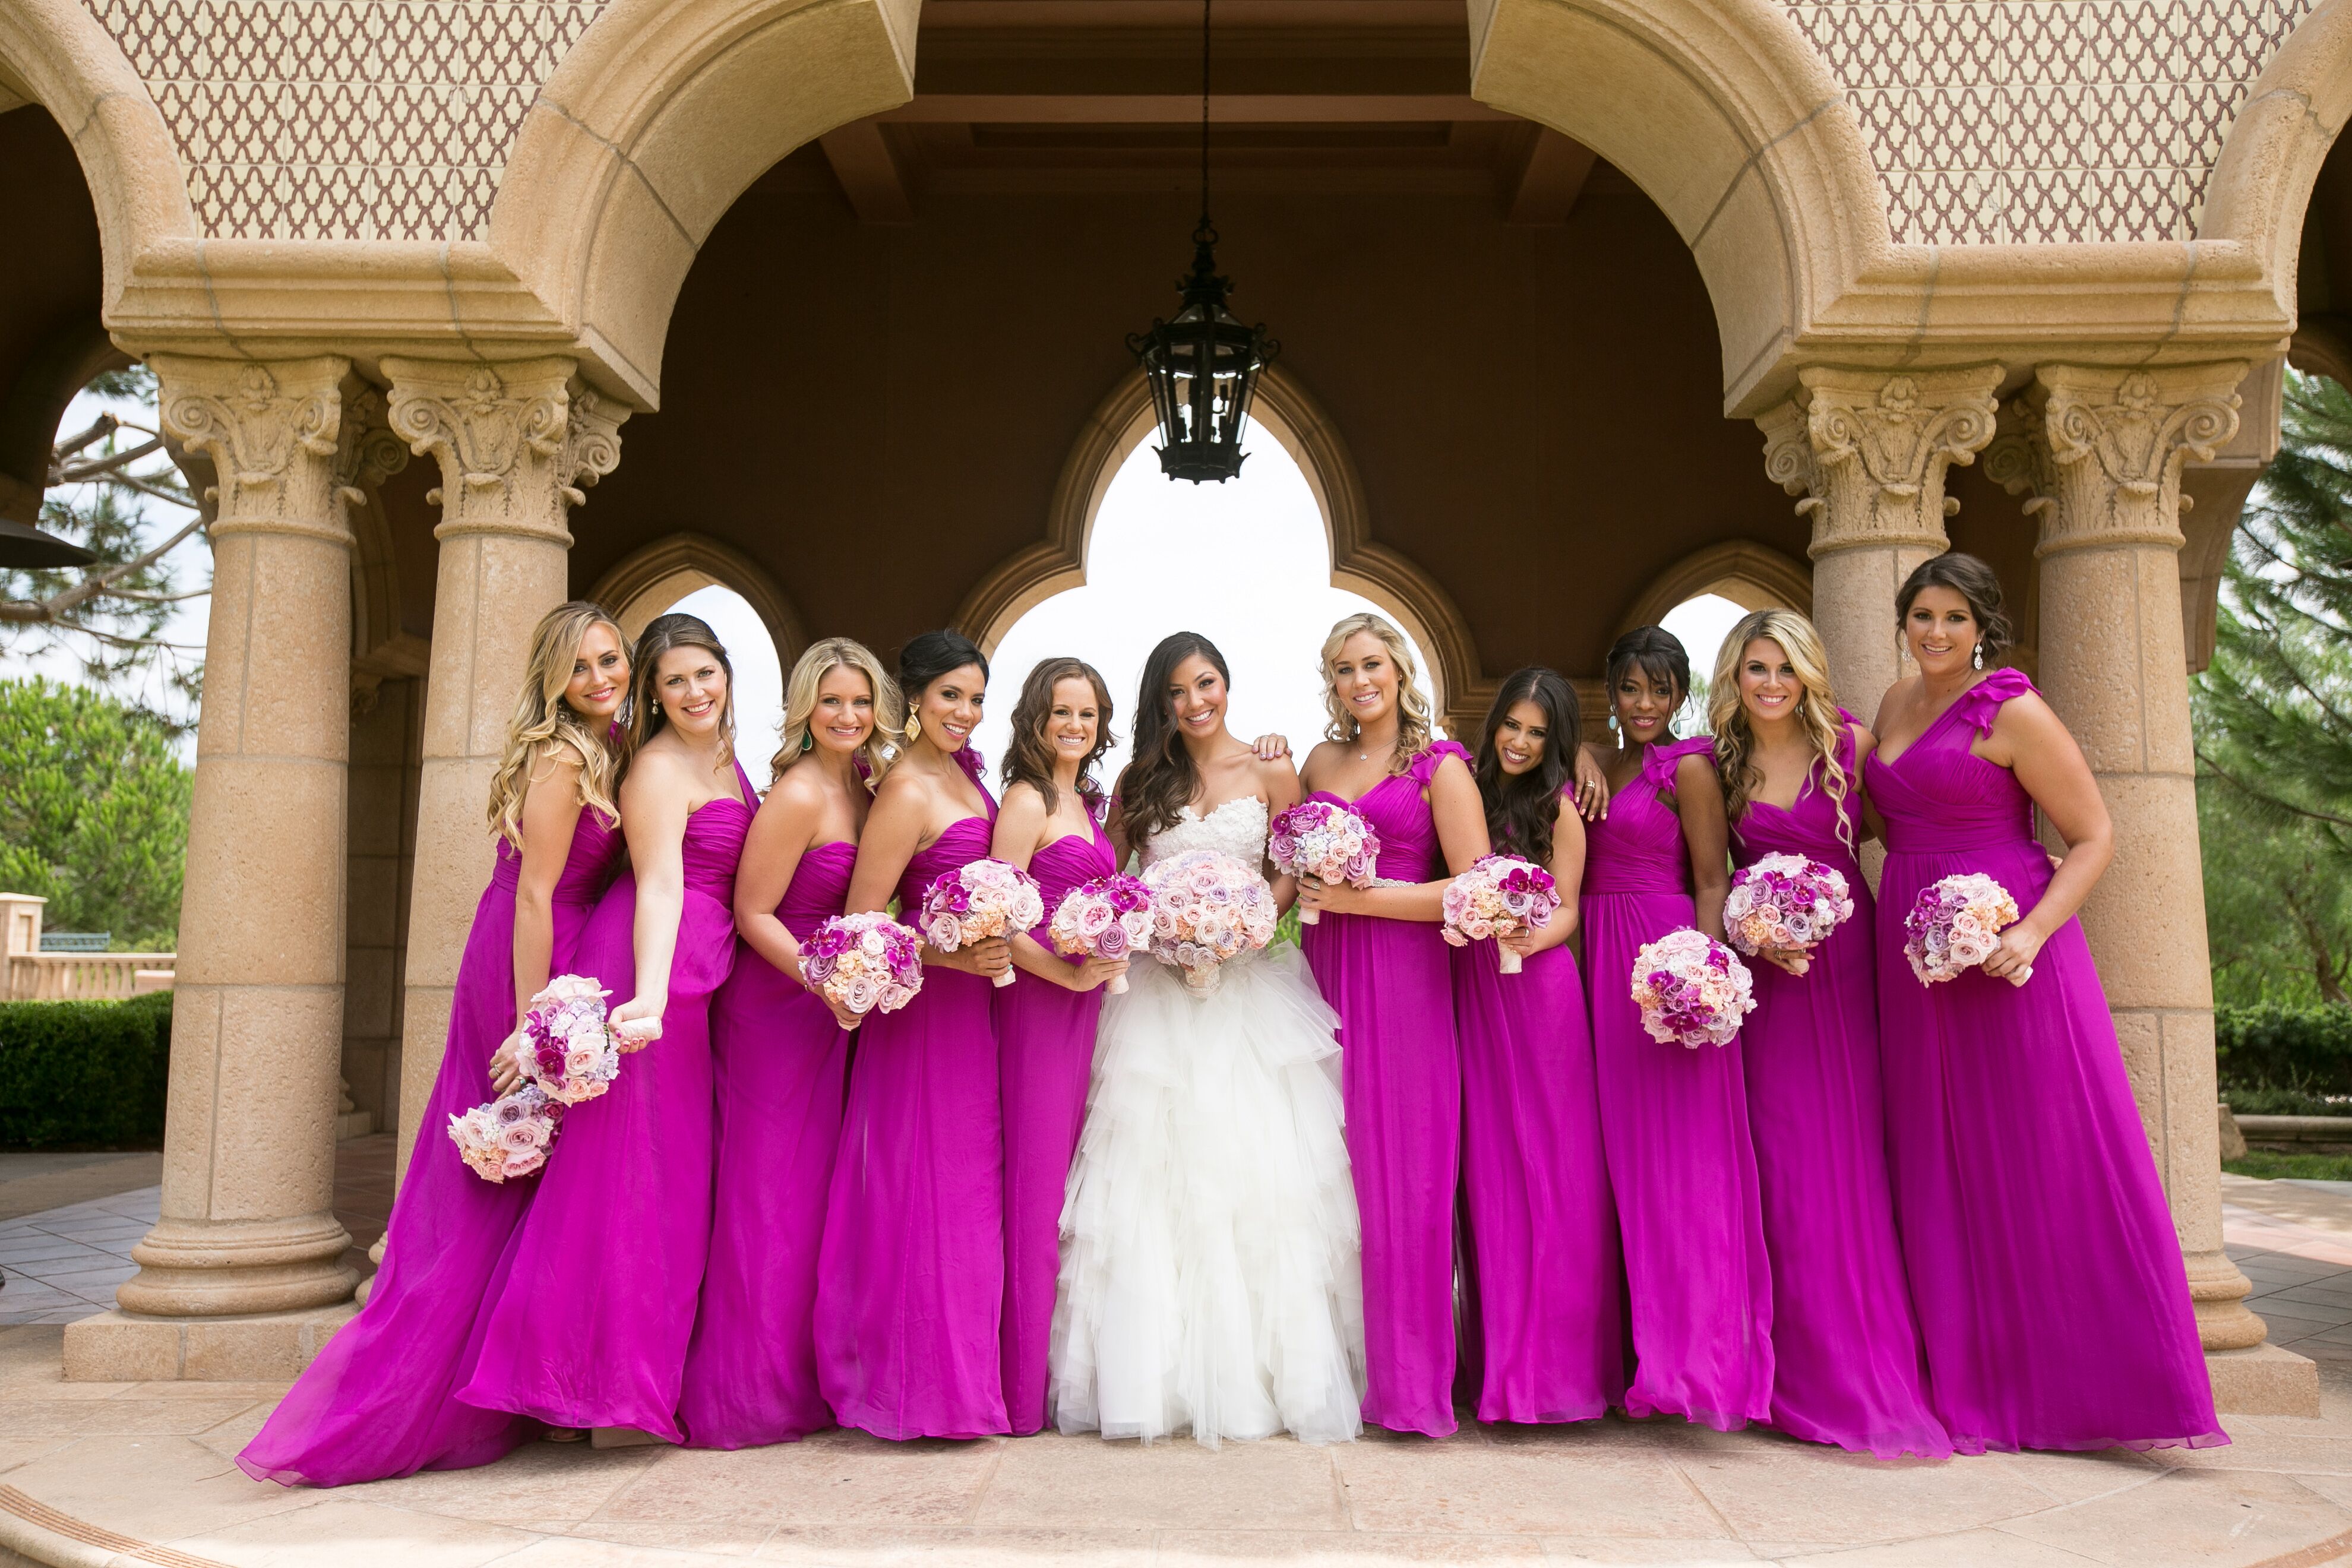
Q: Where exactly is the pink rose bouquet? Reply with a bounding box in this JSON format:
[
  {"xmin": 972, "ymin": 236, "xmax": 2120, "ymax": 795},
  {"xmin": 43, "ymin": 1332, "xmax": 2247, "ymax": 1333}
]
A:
[
  {"xmin": 801, "ymin": 911, "xmax": 925, "ymax": 1016},
  {"xmin": 1629, "ymin": 927, "xmax": 1756, "ymax": 1048},
  {"xmin": 448, "ymin": 1085, "xmax": 564, "ymax": 1183},
  {"xmin": 1142, "ymin": 849, "xmax": 1279, "ymax": 997},
  {"xmin": 1267, "ymin": 800, "xmax": 1382, "ymax": 924},
  {"xmin": 919, "ymin": 857, "xmax": 1045, "ymax": 988},
  {"xmin": 1440, "ymin": 853, "xmax": 1560, "ymax": 975},
  {"xmin": 1048, "ymin": 874, "xmax": 1153, "ymax": 995},
  {"xmin": 519, "ymin": 973, "xmax": 620, "ymax": 1105},
  {"xmin": 1722, "ymin": 852, "xmax": 1855, "ymax": 978},
  {"xmin": 1904, "ymin": 872, "xmax": 2031, "ymax": 987}
]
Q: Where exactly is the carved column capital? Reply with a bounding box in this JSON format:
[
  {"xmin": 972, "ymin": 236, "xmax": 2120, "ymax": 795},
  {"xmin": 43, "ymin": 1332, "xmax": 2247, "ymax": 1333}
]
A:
[
  {"xmin": 1756, "ymin": 366, "xmax": 2005, "ymax": 560},
  {"xmin": 381, "ymin": 357, "xmax": 628, "ymax": 546},
  {"xmin": 1991, "ymin": 362, "xmax": 2250, "ymax": 558},
  {"xmin": 153, "ymin": 354, "xmax": 356, "ymax": 549},
  {"xmin": 334, "ymin": 382, "xmax": 410, "ymax": 523}
]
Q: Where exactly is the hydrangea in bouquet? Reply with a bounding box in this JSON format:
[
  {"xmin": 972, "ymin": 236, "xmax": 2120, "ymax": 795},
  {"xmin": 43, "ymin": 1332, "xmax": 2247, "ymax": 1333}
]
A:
[
  {"xmin": 1267, "ymin": 800, "xmax": 1381, "ymax": 925},
  {"xmin": 1629, "ymin": 927, "xmax": 1755, "ymax": 1048},
  {"xmin": 519, "ymin": 973, "xmax": 620, "ymax": 1105},
  {"xmin": 1048, "ymin": 874, "xmax": 1153, "ymax": 995},
  {"xmin": 1440, "ymin": 853, "xmax": 1560, "ymax": 975},
  {"xmin": 1904, "ymin": 872, "xmax": 2031, "ymax": 988},
  {"xmin": 1143, "ymin": 849, "xmax": 1279, "ymax": 997},
  {"xmin": 920, "ymin": 858, "xmax": 1045, "ymax": 988},
  {"xmin": 1721, "ymin": 852, "xmax": 1855, "ymax": 978},
  {"xmin": 448, "ymin": 1085, "xmax": 564, "ymax": 1183},
  {"xmin": 801, "ymin": 911, "xmax": 925, "ymax": 1016}
]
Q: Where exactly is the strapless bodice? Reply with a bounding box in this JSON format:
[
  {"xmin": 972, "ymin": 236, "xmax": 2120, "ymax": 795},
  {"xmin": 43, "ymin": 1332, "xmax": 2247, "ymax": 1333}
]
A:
[
  {"xmin": 491, "ymin": 807, "xmax": 623, "ymax": 906},
  {"xmin": 777, "ymin": 840, "xmax": 856, "ymax": 941}
]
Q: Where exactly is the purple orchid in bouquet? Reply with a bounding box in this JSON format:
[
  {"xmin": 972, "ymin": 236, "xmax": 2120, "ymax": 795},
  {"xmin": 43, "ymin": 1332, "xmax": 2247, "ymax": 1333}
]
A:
[
  {"xmin": 919, "ymin": 858, "xmax": 1045, "ymax": 988},
  {"xmin": 1629, "ymin": 927, "xmax": 1755, "ymax": 1048},
  {"xmin": 1440, "ymin": 853, "xmax": 1560, "ymax": 975},
  {"xmin": 801, "ymin": 911, "xmax": 925, "ymax": 1016},
  {"xmin": 1722, "ymin": 852, "xmax": 1855, "ymax": 978},
  {"xmin": 1267, "ymin": 799, "xmax": 1381, "ymax": 925},
  {"xmin": 1904, "ymin": 872, "xmax": 2030, "ymax": 988},
  {"xmin": 1047, "ymin": 874, "xmax": 1153, "ymax": 995}
]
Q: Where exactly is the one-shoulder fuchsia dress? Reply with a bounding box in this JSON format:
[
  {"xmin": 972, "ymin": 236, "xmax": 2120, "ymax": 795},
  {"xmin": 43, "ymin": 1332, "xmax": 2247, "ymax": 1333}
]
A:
[
  {"xmin": 679, "ymin": 837, "xmax": 856, "ymax": 1447},
  {"xmin": 457, "ymin": 762, "xmax": 753, "ymax": 1441},
  {"xmin": 1302, "ymin": 741, "xmax": 1469, "ymax": 1437},
  {"xmin": 1585, "ymin": 736, "xmax": 1774, "ymax": 1431},
  {"xmin": 238, "ymin": 809, "xmax": 621, "ymax": 1485},
  {"xmin": 1867, "ymin": 669, "xmax": 2223, "ymax": 1453}
]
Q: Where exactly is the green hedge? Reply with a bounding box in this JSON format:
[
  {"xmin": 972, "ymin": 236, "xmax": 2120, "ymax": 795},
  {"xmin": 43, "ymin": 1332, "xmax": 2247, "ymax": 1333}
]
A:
[
  {"xmin": 2216, "ymin": 1003, "xmax": 2352, "ymax": 1098},
  {"xmin": 0, "ymin": 990, "xmax": 171, "ymax": 1148}
]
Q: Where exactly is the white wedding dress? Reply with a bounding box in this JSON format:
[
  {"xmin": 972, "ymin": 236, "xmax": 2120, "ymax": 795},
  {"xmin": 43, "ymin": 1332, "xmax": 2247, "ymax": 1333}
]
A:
[{"xmin": 1049, "ymin": 796, "xmax": 1366, "ymax": 1446}]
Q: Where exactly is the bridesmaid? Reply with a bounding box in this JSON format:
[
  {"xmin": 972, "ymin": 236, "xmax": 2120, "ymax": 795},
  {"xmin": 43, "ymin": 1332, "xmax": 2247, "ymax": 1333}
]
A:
[
  {"xmin": 460, "ymin": 613, "xmax": 752, "ymax": 1444},
  {"xmin": 1452, "ymin": 666, "xmax": 1624, "ymax": 1427},
  {"xmin": 992, "ymin": 657, "xmax": 1127, "ymax": 1436},
  {"xmin": 238, "ymin": 603, "xmax": 628, "ymax": 1485},
  {"xmin": 1866, "ymin": 553, "xmax": 2223, "ymax": 1453},
  {"xmin": 815, "ymin": 630, "xmax": 1013, "ymax": 1439},
  {"xmin": 1709, "ymin": 611, "xmax": 1948, "ymax": 1459},
  {"xmin": 1582, "ymin": 625, "xmax": 1773, "ymax": 1433},
  {"xmin": 679, "ymin": 638, "xmax": 899, "ymax": 1448},
  {"xmin": 1298, "ymin": 611, "xmax": 1488, "ymax": 1437}
]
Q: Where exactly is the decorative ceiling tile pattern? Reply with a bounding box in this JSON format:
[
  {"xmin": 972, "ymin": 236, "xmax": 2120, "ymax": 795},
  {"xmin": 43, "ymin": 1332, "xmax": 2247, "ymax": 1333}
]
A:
[
  {"xmin": 83, "ymin": 0, "xmax": 606, "ymax": 240},
  {"xmin": 1782, "ymin": 1, "xmax": 2317, "ymax": 245}
]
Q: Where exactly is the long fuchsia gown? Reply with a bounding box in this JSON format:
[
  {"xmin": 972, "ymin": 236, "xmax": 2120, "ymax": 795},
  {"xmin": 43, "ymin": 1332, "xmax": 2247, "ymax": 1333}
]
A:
[
  {"xmin": 1450, "ymin": 790, "xmax": 1624, "ymax": 1425},
  {"xmin": 1585, "ymin": 736, "xmax": 1774, "ymax": 1431},
  {"xmin": 1731, "ymin": 726, "xmax": 1947, "ymax": 1459},
  {"xmin": 238, "ymin": 811, "xmax": 620, "ymax": 1485},
  {"xmin": 996, "ymin": 807, "xmax": 1116, "ymax": 1434},
  {"xmin": 678, "ymin": 839, "xmax": 856, "ymax": 1447},
  {"xmin": 1867, "ymin": 668, "xmax": 2223, "ymax": 1453},
  {"xmin": 816, "ymin": 780, "xmax": 1011, "ymax": 1439},
  {"xmin": 458, "ymin": 763, "xmax": 752, "ymax": 1441},
  {"xmin": 1302, "ymin": 741, "xmax": 1469, "ymax": 1437}
]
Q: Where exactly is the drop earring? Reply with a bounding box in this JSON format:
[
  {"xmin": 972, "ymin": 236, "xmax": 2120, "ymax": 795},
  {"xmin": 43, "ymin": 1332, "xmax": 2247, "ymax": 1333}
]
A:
[
  {"xmin": 801, "ymin": 730, "xmax": 815, "ymax": 753},
  {"xmin": 1972, "ymin": 644, "xmax": 1984, "ymax": 671},
  {"xmin": 905, "ymin": 713, "xmax": 922, "ymax": 743}
]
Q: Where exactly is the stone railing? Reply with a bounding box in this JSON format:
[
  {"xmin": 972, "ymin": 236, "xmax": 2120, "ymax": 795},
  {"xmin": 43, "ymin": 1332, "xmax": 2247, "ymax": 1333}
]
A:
[{"xmin": 5, "ymin": 953, "xmax": 176, "ymax": 1002}]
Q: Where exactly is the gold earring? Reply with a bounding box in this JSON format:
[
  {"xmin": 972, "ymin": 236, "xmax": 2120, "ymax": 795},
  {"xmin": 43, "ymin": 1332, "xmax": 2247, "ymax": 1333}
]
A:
[{"xmin": 905, "ymin": 713, "xmax": 922, "ymax": 743}]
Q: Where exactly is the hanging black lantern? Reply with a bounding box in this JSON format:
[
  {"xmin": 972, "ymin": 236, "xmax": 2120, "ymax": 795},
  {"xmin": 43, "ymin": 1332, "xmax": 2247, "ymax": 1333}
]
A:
[{"xmin": 1125, "ymin": 0, "xmax": 1277, "ymax": 484}]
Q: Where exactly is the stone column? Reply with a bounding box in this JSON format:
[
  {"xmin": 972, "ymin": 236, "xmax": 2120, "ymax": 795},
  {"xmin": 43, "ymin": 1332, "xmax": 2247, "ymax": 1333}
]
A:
[
  {"xmin": 381, "ymin": 359, "xmax": 627, "ymax": 1190},
  {"xmin": 66, "ymin": 357, "xmax": 395, "ymax": 1375},
  {"xmin": 1757, "ymin": 366, "xmax": 2004, "ymax": 710}
]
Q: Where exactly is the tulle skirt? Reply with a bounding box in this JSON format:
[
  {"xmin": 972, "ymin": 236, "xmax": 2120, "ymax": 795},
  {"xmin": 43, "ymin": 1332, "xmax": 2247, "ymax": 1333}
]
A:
[{"xmin": 1052, "ymin": 945, "xmax": 1365, "ymax": 1447}]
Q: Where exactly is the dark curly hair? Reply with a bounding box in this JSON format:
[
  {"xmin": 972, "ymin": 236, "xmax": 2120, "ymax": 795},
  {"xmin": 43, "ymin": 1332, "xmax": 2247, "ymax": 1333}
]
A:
[
  {"xmin": 1473, "ymin": 666, "xmax": 1581, "ymax": 868},
  {"xmin": 1896, "ymin": 551, "xmax": 2014, "ymax": 665},
  {"xmin": 1001, "ymin": 656, "xmax": 1114, "ymax": 816},
  {"xmin": 1117, "ymin": 631, "xmax": 1230, "ymax": 858}
]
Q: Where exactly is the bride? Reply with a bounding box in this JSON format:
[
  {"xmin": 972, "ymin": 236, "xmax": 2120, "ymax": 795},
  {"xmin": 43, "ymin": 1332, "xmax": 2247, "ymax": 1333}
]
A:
[{"xmin": 1049, "ymin": 631, "xmax": 1365, "ymax": 1446}]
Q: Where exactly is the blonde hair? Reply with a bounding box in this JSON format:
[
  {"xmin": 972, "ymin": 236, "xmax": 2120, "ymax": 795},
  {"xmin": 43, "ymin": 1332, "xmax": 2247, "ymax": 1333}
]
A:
[
  {"xmin": 485, "ymin": 601, "xmax": 627, "ymax": 852},
  {"xmin": 770, "ymin": 637, "xmax": 902, "ymax": 786},
  {"xmin": 1708, "ymin": 609, "xmax": 1854, "ymax": 853},
  {"xmin": 1320, "ymin": 611, "xmax": 1433, "ymax": 774}
]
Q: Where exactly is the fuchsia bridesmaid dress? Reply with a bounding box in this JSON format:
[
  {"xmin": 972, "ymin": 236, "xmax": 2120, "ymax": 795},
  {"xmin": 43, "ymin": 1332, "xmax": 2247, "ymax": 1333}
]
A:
[
  {"xmin": 815, "ymin": 766, "xmax": 1011, "ymax": 1439},
  {"xmin": 1449, "ymin": 788, "xmax": 1624, "ymax": 1426},
  {"xmin": 1585, "ymin": 736, "xmax": 1774, "ymax": 1432},
  {"xmin": 1302, "ymin": 740, "xmax": 1470, "ymax": 1437},
  {"xmin": 995, "ymin": 807, "xmax": 1116, "ymax": 1434},
  {"xmin": 1866, "ymin": 668, "xmax": 2223, "ymax": 1453},
  {"xmin": 1731, "ymin": 723, "xmax": 1947, "ymax": 1459},
  {"xmin": 677, "ymin": 838, "xmax": 856, "ymax": 1447},
  {"xmin": 238, "ymin": 810, "xmax": 621, "ymax": 1485},
  {"xmin": 457, "ymin": 763, "xmax": 753, "ymax": 1441}
]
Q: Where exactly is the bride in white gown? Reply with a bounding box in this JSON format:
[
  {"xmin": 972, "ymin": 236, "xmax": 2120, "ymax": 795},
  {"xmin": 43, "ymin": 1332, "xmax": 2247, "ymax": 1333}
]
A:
[{"xmin": 1050, "ymin": 632, "xmax": 1365, "ymax": 1446}]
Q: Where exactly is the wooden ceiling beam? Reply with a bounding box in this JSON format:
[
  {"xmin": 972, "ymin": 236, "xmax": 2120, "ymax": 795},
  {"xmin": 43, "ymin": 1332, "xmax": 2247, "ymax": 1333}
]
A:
[
  {"xmin": 875, "ymin": 93, "xmax": 1514, "ymax": 123},
  {"xmin": 1505, "ymin": 128, "xmax": 1597, "ymax": 225},
  {"xmin": 819, "ymin": 121, "xmax": 916, "ymax": 224}
]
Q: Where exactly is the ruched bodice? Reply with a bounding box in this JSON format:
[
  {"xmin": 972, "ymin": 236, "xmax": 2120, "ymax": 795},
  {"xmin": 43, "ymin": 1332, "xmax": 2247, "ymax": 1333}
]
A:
[
  {"xmin": 777, "ymin": 840, "xmax": 856, "ymax": 941},
  {"xmin": 489, "ymin": 807, "xmax": 622, "ymax": 906},
  {"xmin": 1864, "ymin": 670, "xmax": 2039, "ymax": 855},
  {"xmin": 1023, "ymin": 811, "xmax": 1115, "ymax": 937},
  {"xmin": 900, "ymin": 808, "xmax": 999, "ymax": 911},
  {"xmin": 1308, "ymin": 740, "xmax": 1468, "ymax": 882},
  {"xmin": 1586, "ymin": 738, "xmax": 1712, "ymax": 895},
  {"xmin": 684, "ymin": 766, "xmax": 755, "ymax": 904},
  {"xmin": 1730, "ymin": 724, "xmax": 1866, "ymax": 888}
]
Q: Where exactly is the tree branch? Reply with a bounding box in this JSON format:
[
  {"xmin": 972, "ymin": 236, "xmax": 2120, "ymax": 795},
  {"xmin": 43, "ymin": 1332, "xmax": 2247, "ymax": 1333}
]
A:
[
  {"xmin": 53, "ymin": 437, "xmax": 165, "ymax": 484},
  {"xmin": 2199, "ymin": 748, "xmax": 2352, "ymax": 831}
]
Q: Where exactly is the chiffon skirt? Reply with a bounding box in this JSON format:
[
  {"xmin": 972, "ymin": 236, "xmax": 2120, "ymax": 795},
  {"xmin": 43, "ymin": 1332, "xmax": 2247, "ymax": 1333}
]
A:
[{"xmin": 998, "ymin": 969, "xmax": 1105, "ymax": 1436}]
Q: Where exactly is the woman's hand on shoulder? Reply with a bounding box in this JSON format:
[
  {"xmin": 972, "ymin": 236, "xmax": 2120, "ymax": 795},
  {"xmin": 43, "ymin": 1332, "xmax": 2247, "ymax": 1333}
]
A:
[
  {"xmin": 1257, "ymin": 750, "xmax": 1304, "ymax": 811},
  {"xmin": 1571, "ymin": 743, "xmax": 1610, "ymax": 820}
]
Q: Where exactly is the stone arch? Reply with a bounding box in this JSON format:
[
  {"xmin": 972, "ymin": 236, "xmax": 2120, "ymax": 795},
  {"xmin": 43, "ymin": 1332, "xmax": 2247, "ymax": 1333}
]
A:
[
  {"xmin": 950, "ymin": 364, "xmax": 1480, "ymax": 737},
  {"xmin": 1617, "ymin": 539, "xmax": 1814, "ymax": 635},
  {"xmin": 590, "ymin": 529, "xmax": 810, "ymax": 663},
  {"xmin": 2201, "ymin": 0, "xmax": 2352, "ymax": 324}
]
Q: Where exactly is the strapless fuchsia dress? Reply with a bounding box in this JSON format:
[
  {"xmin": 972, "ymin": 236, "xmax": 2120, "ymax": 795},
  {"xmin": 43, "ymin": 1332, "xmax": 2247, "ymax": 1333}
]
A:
[
  {"xmin": 458, "ymin": 763, "xmax": 752, "ymax": 1441},
  {"xmin": 679, "ymin": 837, "xmax": 856, "ymax": 1447},
  {"xmin": 996, "ymin": 806, "xmax": 1117, "ymax": 1435},
  {"xmin": 1302, "ymin": 741, "xmax": 1469, "ymax": 1438},
  {"xmin": 817, "ymin": 770, "xmax": 1011, "ymax": 1439},
  {"xmin": 1867, "ymin": 668, "xmax": 2222, "ymax": 1453},
  {"xmin": 1585, "ymin": 736, "xmax": 1773, "ymax": 1432},
  {"xmin": 239, "ymin": 810, "xmax": 621, "ymax": 1485},
  {"xmin": 1731, "ymin": 723, "xmax": 1946, "ymax": 1459}
]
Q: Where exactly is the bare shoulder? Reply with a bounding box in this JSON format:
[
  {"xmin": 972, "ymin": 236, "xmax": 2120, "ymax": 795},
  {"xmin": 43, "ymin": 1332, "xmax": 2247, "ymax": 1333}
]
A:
[
  {"xmin": 1845, "ymin": 719, "xmax": 1879, "ymax": 764},
  {"xmin": 1872, "ymin": 674, "xmax": 1924, "ymax": 734},
  {"xmin": 1990, "ymin": 687, "xmax": 2068, "ymax": 744},
  {"xmin": 1298, "ymin": 738, "xmax": 1346, "ymax": 788},
  {"xmin": 870, "ymin": 763, "xmax": 932, "ymax": 810},
  {"xmin": 1673, "ymin": 750, "xmax": 1724, "ymax": 794},
  {"xmin": 996, "ymin": 779, "xmax": 1049, "ymax": 823},
  {"xmin": 1428, "ymin": 748, "xmax": 1476, "ymax": 785},
  {"xmin": 535, "ymin": 738, "xmax": 588, "ymax": 774}
]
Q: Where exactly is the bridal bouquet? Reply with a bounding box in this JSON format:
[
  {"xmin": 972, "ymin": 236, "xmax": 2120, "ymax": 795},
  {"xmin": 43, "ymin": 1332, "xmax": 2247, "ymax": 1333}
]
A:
[
  {"xmin": 449, "ymin": 1085, "xmax": 564, "ymax": 1183},
  {"xmin": 1143, "ymin": 849, "xmax": 1279, "ymax": 997},
  {"xmin": 801, "ymin": 911, "xmax": 925, "ymax": 1016},
  {"xmin": 1630, "ymin": 928, "xmax": 1755, "ymax": 1048},
  {"xmin": 1440, "ymin": 854, "xmax": 1560, "ymax": 975},
  {"xmin": 1267, "ymin": 800, "xmax": 1382, "ymax": 924},
  {"xmin": 1722, "ymin": 853, "xmax": 1855, "ymax": 978},
  {"xmin": 1048, "ymin": 874, "xmax": 1153, "ymax": 995},
  {"xmin": 919, "ymin": 858, "xmax": 1045, "ymax": 988},
  {"xmin": 1904, "ymin": 872, "xmax": 2032, "ymax": 987},
  {"xmin": 518, "ymin": 974, "xmax": 621, "ymax": 1105}
]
